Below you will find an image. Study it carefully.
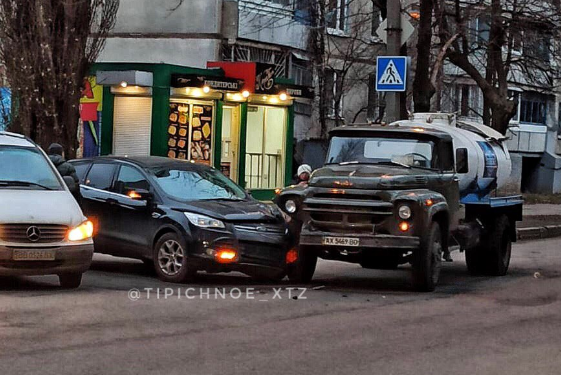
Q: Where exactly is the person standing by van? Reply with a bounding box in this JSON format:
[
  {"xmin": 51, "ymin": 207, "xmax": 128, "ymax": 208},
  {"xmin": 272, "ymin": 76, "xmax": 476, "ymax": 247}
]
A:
[
  {"xmin": 47, "ymin": 143, "xmax": 79, "ymax": 185},
  {"xmin": 47, "ymin": 143, "xmax": 81, "ymax": 203}
]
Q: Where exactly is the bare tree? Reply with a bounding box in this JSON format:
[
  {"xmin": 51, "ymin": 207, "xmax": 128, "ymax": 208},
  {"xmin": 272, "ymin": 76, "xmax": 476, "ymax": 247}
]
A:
[
  {"xmin": 305, "ymin": 0, "xmax": 386, "ymax": 138},
  {"xmin": 413, "ymin": 0, "xmax": 435, "ymax": 112},
  {"xmin": 0, "ymin": 0, "xmax": 119, "ymax": 157},
  {"xmin": 428, "ymin": 0, "xmax": 561, "ymax": 134}
]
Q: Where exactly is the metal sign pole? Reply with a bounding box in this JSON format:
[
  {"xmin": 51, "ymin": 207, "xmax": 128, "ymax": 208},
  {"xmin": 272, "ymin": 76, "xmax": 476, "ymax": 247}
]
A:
[{"xmin": 385, "ymin": 0, "xmax": 402, "ymax": 123}]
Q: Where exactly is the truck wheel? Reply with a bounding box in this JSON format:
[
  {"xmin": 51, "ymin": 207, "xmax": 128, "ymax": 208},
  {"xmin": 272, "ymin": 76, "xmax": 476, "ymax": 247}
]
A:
[
  {"xmin": 412, "ymin": 222, "xmax": 443, "ymax": 292},
  {"xmin": 485, "ymin": 215, "xmax": 512, "ymax": 276},
  {"xmin": 286, "ymin": 246, "xmax": 317, "ymax": 283},
  {"xmin": 465, "ymin": 246, "xmax": 486, "ymax": 275}
]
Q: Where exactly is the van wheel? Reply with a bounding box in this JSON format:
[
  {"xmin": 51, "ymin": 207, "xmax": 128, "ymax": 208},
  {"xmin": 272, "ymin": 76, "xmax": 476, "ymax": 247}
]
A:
[
  {"xmin": 153, "ymin": 233, "xmax": 196, "ymax": 283},
  {"xmin": 412, "ymin": 222, "xmax": 442, "ymax": 292},
  {"xmin": 286, "ymin": 246, "xmax": 317, "ymax": 283},
  {"xmin": 59, "ymin": 273, "xmax": 83, "ymax": 289}
]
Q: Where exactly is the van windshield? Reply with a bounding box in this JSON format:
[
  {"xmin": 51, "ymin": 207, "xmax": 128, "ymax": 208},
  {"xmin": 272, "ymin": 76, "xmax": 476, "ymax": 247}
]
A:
[
  {"xmin": 326, "ymin": 136, "xmax": 436, "ymax": 169},
  {"xmin": 0, "ymin": 146, "xmax": 62, "ymax": 190}
]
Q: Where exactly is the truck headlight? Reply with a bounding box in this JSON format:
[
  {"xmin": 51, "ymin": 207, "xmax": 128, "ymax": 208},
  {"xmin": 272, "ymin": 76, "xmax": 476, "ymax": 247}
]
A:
[
  {"xmin": 398, "ymin": 205, "xmax": 412, "ymax": 220},
  {"xmin": 184, "ymin": 212, "xmax": 225, "ymax": 229},
  {"xmin": 285, "ymin": 200, "xmax": 297, "ymax": 214}
]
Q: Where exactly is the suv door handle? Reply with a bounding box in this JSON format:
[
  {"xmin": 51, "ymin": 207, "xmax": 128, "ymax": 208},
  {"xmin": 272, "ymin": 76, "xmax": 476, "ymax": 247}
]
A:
[{"xmin": 107, "ymin": 198, "xmax": 118, "ymax": 206}]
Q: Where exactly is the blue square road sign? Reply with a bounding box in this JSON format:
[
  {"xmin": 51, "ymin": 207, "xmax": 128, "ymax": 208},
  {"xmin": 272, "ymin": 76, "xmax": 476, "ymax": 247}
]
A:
[{"xmin": 376, "ymin": 56, "xmax": 407, "ymax": 92}]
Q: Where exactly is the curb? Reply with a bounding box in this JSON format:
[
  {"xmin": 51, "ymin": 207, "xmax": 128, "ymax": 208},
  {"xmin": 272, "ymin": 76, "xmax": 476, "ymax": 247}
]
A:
[{"xmin": 517, "ymin": 225, "xmax": 561, "ymax": 241}]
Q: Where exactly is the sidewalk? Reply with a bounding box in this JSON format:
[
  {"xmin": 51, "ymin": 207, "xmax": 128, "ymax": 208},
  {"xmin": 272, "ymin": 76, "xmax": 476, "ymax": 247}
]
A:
[{"xmin": 518, "ymin": 203, "xmax": 561, "ymax": 240}]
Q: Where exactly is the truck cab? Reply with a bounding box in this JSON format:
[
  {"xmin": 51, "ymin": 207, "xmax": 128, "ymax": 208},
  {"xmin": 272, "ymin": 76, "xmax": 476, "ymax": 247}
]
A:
[{"xmin": 277, "ymin": 118, "xmax": 522, "ymax": 292}]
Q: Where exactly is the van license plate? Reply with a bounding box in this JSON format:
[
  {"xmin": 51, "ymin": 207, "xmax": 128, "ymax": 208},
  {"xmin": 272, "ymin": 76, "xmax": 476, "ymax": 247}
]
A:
[
  {"xmin": 13, "ymin": 250, "xmax": 56, "ymax": 261},
  {"xmin": 322, "ymin": 237, "xmax": 360, "ymax": 247}
]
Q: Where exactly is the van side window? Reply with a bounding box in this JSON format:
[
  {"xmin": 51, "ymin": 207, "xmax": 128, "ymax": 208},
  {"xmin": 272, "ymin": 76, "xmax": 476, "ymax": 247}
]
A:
[
  {"xmin": 114, "ymin": 165, "xmax": 150, "ymax": 194},
  {"xmin": 85, "ymin": 163, "xmax": 117, "ymax": 191}
]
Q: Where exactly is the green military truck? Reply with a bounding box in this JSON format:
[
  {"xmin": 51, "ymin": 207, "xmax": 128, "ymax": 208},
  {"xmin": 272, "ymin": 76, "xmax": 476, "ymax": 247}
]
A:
[{"xmin": 276, "ymin": 114, "xmax": 523, "ymax": 291}]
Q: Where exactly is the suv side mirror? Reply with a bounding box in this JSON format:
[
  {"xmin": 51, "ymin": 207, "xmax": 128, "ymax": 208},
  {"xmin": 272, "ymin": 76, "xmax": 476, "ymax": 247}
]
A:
[
  {"xmin": 126, "ymin": 188, "xmax": 153, "ymax": 201},
  {"xmin": 456, "ymin": 148, "xmax": 469, "ymax": 174},
  {"xmin": 63, "ymin": 176, "xmax": 78, "ymax": 194}
]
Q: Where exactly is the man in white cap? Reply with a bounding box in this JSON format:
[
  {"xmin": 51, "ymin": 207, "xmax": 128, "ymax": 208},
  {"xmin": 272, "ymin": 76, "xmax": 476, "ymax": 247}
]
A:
[{"xmin": 296, "ymin": 164, "xmax": 312, "ymax": 186}]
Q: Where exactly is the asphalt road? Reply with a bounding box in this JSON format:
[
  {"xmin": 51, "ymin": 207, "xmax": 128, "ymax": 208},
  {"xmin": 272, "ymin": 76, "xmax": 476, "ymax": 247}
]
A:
[{"xmin": 1, "ymin": 238, "xmax": 560, "ymax": 375}]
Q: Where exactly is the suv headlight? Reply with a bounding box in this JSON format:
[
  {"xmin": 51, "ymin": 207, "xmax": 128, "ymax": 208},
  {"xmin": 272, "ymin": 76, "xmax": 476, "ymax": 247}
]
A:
[
  {"xmin": 184, "ymin": 212, "xmax": 225, "ymax": 229},
  {"xmin": 398, "ymin": 205, "xmax": 412, "ymax": 220},
  {"xmin": 68, "ymin": 221, "xmax": 94, "ymax": 241}
]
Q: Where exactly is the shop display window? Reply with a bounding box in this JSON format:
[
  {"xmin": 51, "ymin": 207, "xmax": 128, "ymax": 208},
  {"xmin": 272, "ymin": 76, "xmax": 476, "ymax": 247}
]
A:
[{"xmin": 168, "ymin": 101, "xmax": 214, "ymax": 165}]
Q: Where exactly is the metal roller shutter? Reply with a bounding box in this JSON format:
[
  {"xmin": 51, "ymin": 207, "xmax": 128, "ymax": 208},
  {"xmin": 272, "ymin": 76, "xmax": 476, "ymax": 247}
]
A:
[{"xmin": 113, "ymin": 96, "xmax": 153, "ymax": 156}]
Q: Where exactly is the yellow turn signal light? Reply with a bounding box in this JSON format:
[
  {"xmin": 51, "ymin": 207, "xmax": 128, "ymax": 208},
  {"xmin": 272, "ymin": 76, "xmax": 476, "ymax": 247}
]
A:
[
  {"xmin": 399, "ymin": 222, "xmax": 410, "ymax": 232},
  {"xmin": 68, "ymin": 221, "xmax": 94, "ymax": 241},
  {"xmin": 215, "ymin": 248, "xmax": 239, "ymax": 264}
]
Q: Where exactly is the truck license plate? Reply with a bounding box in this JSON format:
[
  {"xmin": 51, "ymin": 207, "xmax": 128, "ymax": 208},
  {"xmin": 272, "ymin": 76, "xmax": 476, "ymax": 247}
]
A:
[
  {"xmin": 13, "ymin": 250, "xmax": 56, "ymax": 261},
  {"xmin": 322, "ymin": 237, "xmax": 360, "ymax": 247}
]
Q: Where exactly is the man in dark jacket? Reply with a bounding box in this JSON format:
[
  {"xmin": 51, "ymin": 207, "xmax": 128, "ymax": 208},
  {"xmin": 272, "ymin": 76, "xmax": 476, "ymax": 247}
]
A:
[{"xmin": 47, "ymin": 143, "xmax": 79, "ymax": 185}]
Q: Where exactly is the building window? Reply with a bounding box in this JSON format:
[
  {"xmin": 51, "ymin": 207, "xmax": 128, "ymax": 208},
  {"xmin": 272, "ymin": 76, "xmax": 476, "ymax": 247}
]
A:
[
  {"xmin": 520, "ymin": 93, "xmax": 547, "ymax": 125},
  {"xmin": 325, "ymin": 69, "xmax": 344, "ymax": 118},
  {"xmin": 468, "ymin": 16, "xmax": 490, "ymax": 47},
  {"xmin": 294, "ymin": 0, "xmax": 311, "ymax": 24},
  {"xmin": 452, "ymin": 84, "xmax": 480, "ymax": 118},
  {"xmin": 371, "ymin": 6, "xmax": 384, "ymax": 37},
  {"xmin": 524, "ymin": 30, "xmax": 550, "ymax": 62},
  {"xmin": 508, "ymin": 90, "xmax": 521, "ymax": 122},
  {"xmin": 326, "ymin": 0, "xmax": 348, "ymax": 33},
  {"xmin": 290, "ymin": 57, "xmax": 313, "ymax": 86},
  {"xmin": 221, "ymin": 43, "xmax": 290, "ymax": 78}
]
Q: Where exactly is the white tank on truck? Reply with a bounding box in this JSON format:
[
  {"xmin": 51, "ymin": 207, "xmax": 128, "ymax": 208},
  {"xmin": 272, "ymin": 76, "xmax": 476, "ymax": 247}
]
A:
[{"xmin": 393, "ymin": 113, "xmax": 511, "ymax": 200}]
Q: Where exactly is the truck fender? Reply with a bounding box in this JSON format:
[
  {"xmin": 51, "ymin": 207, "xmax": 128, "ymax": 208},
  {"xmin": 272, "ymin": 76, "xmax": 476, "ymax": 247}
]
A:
[{"xmin": 427, "ymin": 203, "xmax": 450, "ymax": 250}]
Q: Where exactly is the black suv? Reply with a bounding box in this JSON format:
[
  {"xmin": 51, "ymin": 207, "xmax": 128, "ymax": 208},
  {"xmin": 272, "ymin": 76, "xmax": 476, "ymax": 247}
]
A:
[{"xmin": 70, "ymin": 156, "xmax": 292, "ymax": 283}]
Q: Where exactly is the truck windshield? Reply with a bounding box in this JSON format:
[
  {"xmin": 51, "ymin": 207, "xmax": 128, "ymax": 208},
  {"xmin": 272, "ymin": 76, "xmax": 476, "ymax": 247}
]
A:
[{"xmin": 326, "ymin": 136, "xmax": 436, "ymax": 169}]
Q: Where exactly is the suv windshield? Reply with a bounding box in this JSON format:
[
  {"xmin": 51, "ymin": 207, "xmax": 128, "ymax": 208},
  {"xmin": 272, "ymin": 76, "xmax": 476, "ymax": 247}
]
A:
[
  {"xmin": 0, "ymin": 146, "xmax": 62, "ymax": 190},
  {"xmin": 149, "ymin": 165, "xmax": 247, "ymax": 201},
  {"xmin": 326, "ymin": 136, "xmax": 436, "ymax": 169}
]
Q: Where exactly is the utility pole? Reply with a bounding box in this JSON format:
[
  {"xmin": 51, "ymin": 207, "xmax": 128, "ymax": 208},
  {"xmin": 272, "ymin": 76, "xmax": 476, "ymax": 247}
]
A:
[{"xmin": 385, "ymin": 0, "xmax": 403, "ymax": 123}]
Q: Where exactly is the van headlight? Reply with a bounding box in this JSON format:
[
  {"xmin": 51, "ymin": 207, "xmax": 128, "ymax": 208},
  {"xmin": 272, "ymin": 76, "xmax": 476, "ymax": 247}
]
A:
[
  {"xmin": 285, "ymin": 200, "xmax": 297, "ymax": 214},
  {"xmin": 398, "ymin": 205, "xmax": 412, "ymax": 220},
  {"xmin": 184, "ymin": 212, "xmax": 225, "ymax": 229},
  {"xmin": 68, "ymin": 221, "xmax": 94, "ymax": 241}
]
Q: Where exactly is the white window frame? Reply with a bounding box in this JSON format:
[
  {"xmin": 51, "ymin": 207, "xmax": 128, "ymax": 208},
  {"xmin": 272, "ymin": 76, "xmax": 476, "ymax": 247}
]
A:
[
  {"xmin": 327, "ymin": 70, "xmax": 344, "ymax": 119},
  {"xmin": 508, "ymin": 88, "xmax": 522, "ymax": 124},
  {"xmin": 326, "ymin": 0, "xmax": 349, "ymax": 35}
]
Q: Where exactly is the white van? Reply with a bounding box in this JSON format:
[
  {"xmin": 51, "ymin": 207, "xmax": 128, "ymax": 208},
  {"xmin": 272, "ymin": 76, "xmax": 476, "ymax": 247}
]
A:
[{"xmin": 0, "ymin": 131, "xmax": 94, "ymax": 288}]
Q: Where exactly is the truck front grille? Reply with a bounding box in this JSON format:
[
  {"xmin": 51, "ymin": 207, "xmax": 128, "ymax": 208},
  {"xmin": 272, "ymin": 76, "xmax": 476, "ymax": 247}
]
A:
[
  {"xmin": 0, "ymin": 224, "xmax": 68, "ymax": 243},
  {"xmin": 303, "ymin": 195, "xmax": 393, "ymax": 234}
]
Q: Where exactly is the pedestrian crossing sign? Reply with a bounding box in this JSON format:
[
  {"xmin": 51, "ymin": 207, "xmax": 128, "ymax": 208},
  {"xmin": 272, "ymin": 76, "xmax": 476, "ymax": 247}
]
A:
[{"xmin": 376, "ymin": 56, "xmax": 408, "ymax": 92}]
